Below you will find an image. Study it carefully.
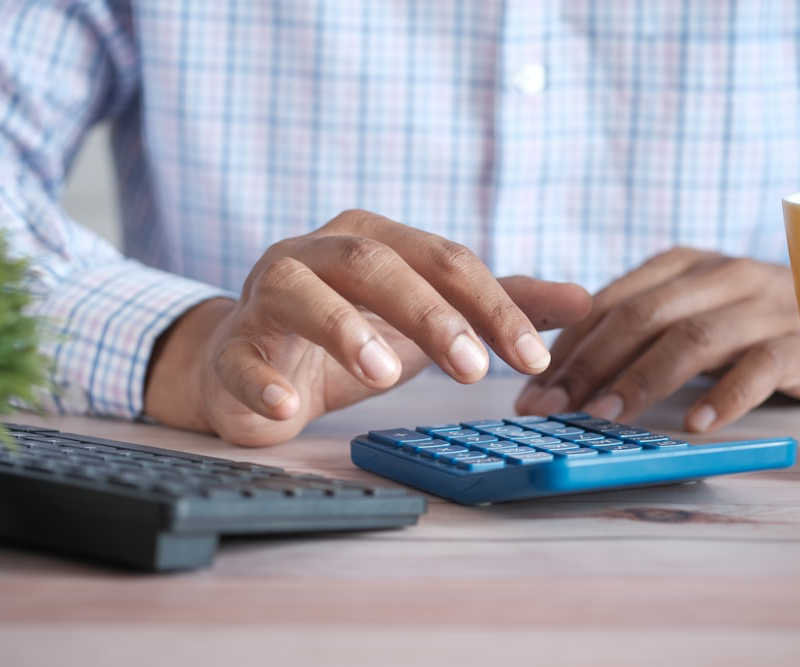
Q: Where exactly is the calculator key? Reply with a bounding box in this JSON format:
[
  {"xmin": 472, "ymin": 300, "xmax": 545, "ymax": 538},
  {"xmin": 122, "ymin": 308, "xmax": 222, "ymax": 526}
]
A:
[
  {"xmin": 434, "ymin": 429, "xmax": 480, "ymax": 440},
  {"xmin": 639, "ymin": 439, "xmax": 689, "ymax": 449},
  {"xmin": 629, "ymin": 434, "xmax": 670, "ymax": 444},
  {"xmin": 589, "ymin": 443, "xmax": 642, "ymax": 454},
  {"xmin": 530, "ymin": 442, "xmax": 580, "ymax": 452},
  {"xmin": 438, "ymin": 451, "xmax": 488, "ymax": 465},
  {"xmin": 460, "ymin": 419, "xmax": 505, "ymax": 429},
  {"xmin": 420, "ymin": 445, "xmax": 470, "ymax": 459},
  {"xmin": 549, "ymin": 412, "xmax": 593, "ymax": 422},
  {"xmin": 522, "ymin": 421, "xmax": 568, "ymax": 433},
  {"xmin": 552, "ymin": 447, "xmax": 599, "ymax": 457},
  {"xmin": 475, "ymin": 425, "xmax": 526, "ymax": 436},
  {"xmin": 612, "ymin": 428, "xmax": 652, "ymax": 439},
  {"xmin": 588, "ymin": 438, "xmax": 624, "ymax": 447},
  {"xmin": 534, "ymin": 426, "xmax": 586, "ymax": 437},
  {"xmin": 368, "ymin": 429, "xmax": 432, "ymax": 447},
  {"xmin": 447, "ymin": 434, "xmax": 500, "ymax": 446},
  {"xmin": 594, "ymin": 423, "xmax": 631, "ymax": 435},
  {"xmin": 455, "ymin": 456, "xmax": 506, "ymax": 471},
  {"xmin": 495, "ymin": 446, "xmax": 539, "ymax": 457},
  {"xmin": 502, "ymin": 415, "xmax": 547, "ymax": 427},
  {"xmin": 504, "ymin": 451, "xmax": 554, "ymax": 466},
  {"xmin": 401, "ymin": 439, "xmax": 451, "ymax": 453},
  {"xmin": 559, "ymin": 432, "xmax": 605, "ymax": 443},
  {"xmin": 416, "ymin": 424, "xmax": 461, "ymax": 435},
  {"xmin": 484, "ymin": 444, "xmax": 526, "ymax": 454},
  {"xmin": 560, "ymin": 417, "xmax": 613, "ymax": 430},
  {"xmin": 510, "ymin": 436, "xmax": 562, "ymax": 447},
  {"xmin": 501, "ymin": 433, "xmax": 558, "ymax": 445},
  {"xmin": 466, "ymin": 441, "xmax": 518, "ymax": 453}
]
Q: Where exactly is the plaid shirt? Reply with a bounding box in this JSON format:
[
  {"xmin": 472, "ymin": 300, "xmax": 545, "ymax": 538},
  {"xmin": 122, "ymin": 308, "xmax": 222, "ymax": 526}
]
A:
[{"xmin": 1, "ymin": 0, "xmax": 799, "ymax": 418}]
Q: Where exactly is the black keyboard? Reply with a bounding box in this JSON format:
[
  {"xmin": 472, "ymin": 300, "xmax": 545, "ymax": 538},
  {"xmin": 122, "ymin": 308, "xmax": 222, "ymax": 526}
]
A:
[{"xmin": 0, "ymin": 422, "xmax": 426, "ymax": 570}]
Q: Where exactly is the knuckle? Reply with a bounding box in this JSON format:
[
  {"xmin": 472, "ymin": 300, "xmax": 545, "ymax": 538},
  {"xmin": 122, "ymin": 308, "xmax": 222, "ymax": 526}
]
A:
[
  {"xmin": 327, "ymin": 208, "xmax": 372, "ymax": 232},
  {"xmin": 487, "ymin": 300, "xmax": 523, "ymax": 332},
  {"xmin": 716, "ymin": 256, "xmax": 758, "ymax": 285},
  {"xmin": 430, "ymin": 240, "xmax": 478, "ymax": 278},
  {"xmin": 623, "ymin": 367, "xmax": 655, "ymax": 400},
  {"xmin": 413, "ymin": 301, "xmax": 456, "ymax": 336},
  {"xmin": 615, "ymin": 297, "xmax": 660, "ymax": 332},
  {"xmin": 650, "ymin": 245, "xmax": 692, "ymax": 264},
  {"xmin": 257, "ymin": 256, "xmax": 305, "ymax": 293},
  {"xmin": 673, "ymin": 318, "xmax": 715, "ymax": 350},
  {"xmin": 719, "ymin": 376, "xmax": 752, "ymax": 413},
  {"xmin": 337, "ymin": 236, "xmax": 387, "ymax": 274},
  {"xmin": 727, "ymin": 256, "xmax": 758, "ymax": 275},
  {"xmin": 320, "ymin": 303, "xmax": 360, "ymax": 342},
  {"xmin": 754, "ymin": 339, "xmax": 785, "ymax": 374}
]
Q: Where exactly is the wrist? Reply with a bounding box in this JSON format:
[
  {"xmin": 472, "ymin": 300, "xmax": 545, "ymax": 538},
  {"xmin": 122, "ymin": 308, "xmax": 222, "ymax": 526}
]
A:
[{"xmin": 144, "ymin": 297, "xmax": 237, "ymax": 431}]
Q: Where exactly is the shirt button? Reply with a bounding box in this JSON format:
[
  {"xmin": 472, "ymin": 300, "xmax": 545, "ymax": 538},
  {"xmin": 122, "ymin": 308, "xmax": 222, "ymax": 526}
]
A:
[{"xmin": 512, "ymin": 63, "xmax": 546, "ymax": 95}]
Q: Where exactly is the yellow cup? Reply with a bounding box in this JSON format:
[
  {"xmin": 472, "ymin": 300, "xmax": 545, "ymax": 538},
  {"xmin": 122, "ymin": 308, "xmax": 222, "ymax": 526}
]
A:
[{"xmin": 783, "ymin": 193, "xmax": 800, "ymax": 315}]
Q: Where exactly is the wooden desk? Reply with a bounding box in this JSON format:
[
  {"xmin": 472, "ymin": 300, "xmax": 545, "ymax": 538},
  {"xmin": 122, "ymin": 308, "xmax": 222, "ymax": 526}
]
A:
[{"xmin": 2, "ymin": 375, "xmax": 799, "ymax": 666}]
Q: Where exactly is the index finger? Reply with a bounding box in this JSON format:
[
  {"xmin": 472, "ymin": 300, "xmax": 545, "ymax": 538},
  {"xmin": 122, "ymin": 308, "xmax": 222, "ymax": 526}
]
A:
[{"xmin": 323, "ymin": 211, "xmax": 553, "ymax": 374}]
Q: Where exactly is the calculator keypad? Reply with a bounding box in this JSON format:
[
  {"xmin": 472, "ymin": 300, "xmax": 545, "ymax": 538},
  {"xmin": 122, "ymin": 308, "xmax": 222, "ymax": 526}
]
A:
[{"xmin": 366, "ymin": 412, "xmax": 685, "ymax": 472}]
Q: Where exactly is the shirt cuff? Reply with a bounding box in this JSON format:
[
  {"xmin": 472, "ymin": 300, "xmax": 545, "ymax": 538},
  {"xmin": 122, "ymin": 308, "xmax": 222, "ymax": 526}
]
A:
[{"xmin": 29, "ymin": 258, "xmax": 235, "ymax": 418}]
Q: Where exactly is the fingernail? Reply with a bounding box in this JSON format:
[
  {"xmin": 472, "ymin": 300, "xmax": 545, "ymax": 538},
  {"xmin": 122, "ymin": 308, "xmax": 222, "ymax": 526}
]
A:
[
  {"xmin": 448, "ymin": 333, "xmax": 488, "ymax": 377},
  {"xmin": 585, "ymin": 393, "xmax": 624, "ymax": 420},
  {"xmin": 515, "ymin": 332, "xmax": 551, "ymax": 371},
  {"xmin": 689, "ymin": 403, "xmax": 716, "ymax": 431},
  {"xmin": 532, "ymin": 386, "xmax": 570, "ymax": 415},
  {"xmin": 262, "ymin": 383, "xmax": 291, "ymax": 407},
  {"xmin": 359, "ymin": 338, "xmax": 398, "ymax": 382}
]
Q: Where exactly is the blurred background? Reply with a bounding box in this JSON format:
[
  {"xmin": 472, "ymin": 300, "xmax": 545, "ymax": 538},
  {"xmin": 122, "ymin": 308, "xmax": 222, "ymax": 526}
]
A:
[{"xmin": 62, "ymin": 124, "xmax": 121, "ymax": 249}]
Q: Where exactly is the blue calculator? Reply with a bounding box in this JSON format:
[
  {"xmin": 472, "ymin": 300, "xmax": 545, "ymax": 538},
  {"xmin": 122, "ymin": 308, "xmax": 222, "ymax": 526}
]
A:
[{"xmin": 350, "ymin": 412, "xmax": 798, "ymax": 504}]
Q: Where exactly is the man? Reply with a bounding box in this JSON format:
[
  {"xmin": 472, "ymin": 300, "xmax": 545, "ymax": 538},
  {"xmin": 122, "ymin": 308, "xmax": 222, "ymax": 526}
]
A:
[{"xmin": 2, "ymin": 1, "xmax": 799, "ymax": 446}]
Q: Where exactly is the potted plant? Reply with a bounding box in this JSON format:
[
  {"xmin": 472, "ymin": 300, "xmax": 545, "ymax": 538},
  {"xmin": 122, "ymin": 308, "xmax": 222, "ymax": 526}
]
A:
[{"xmin": 0, "ymin": 232, "xmax": 48, "ymax": 434}]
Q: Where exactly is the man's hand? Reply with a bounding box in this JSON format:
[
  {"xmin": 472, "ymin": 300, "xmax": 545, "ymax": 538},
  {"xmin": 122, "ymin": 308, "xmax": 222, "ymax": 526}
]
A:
[
  {"xmin": 516, "ymin": 247, "xmax": 800, "ymax": 431},
  {"xmin": 144, "ymin": 210, "xmax": 590, "ymax": 446}
]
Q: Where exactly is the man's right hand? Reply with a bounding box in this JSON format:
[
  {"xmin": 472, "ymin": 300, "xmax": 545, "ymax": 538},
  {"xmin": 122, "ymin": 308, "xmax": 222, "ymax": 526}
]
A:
[{"xmin": 144, "ymin": 210, "xmax": 591, "ymax": 446}]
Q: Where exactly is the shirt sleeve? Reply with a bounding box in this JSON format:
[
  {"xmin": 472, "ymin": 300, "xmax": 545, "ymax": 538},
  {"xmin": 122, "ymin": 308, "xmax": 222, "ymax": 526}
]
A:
[{"xmin": 0, "ymin": 0, "xmax": 232, "ymax": 418}]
